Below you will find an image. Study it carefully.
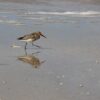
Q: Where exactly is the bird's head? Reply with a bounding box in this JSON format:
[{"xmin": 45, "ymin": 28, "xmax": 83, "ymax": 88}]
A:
[{"xmin": 38, "ymin": 31, "xmax": 47, "ymax": 38}]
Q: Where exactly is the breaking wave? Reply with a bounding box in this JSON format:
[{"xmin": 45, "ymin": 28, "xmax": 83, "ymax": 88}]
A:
[{"xmin": 25, "ymin": 11, "xmax": 100, "ymax": 17}]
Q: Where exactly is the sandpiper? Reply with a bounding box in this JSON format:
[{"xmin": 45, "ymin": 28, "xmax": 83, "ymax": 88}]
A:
[{"xmin": 17, "ymin": 31, "xmax": 46, "ymax": 49}]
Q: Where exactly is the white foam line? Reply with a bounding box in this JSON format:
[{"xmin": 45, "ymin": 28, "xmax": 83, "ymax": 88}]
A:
[
  {"xmin": 24, "ymin": 11, "xmax": 100, "ymax": 17},
  {"xmin": 0, "ymin": 19, "xmax": 23, "ymax": 25},
  {"xmin": 25, "ymin": 17, "xmax": 46, "ymax": 20}
]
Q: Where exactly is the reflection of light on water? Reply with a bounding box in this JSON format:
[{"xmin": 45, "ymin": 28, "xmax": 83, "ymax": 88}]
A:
[
  {"xmin": 44, "ymin": 19, "xmax": 76, "ymax": 23},
  {"xmin": 0, "ymin": 19, "xmax": 24, "ymax": 25},
  {"xmin": 59, "ymin": 82, "xmax": 63, "ymax": 86},
  {"xmin": 0, "ymin": 20, "xmax": 3, "ymax": 23},
  {"xmin": 6, "ymin": 20, "xmax": 19, "ymax": 24},
  {"xmin": 0, "ymin": 11, "xmax": 14, "ymax": 14},
  {"xmin": 25, "ymin": 17, "xmax": 46, "ymax": 20},
  {"xmin": 56, "ymin": 74, "xmax": 65, "ymax": 87},
  {"xmin": 11, "ymin": 44, "xmax": 21, "ymax": 48},
  {"xmin": 14, "ymin": 23, "xmax": 24, "ymax": 26}
]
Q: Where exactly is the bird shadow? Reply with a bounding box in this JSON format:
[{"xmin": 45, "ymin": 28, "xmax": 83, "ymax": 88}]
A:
[{"xmin": 17, "ymin": 50, "xmax": 46, "ymax": 69}]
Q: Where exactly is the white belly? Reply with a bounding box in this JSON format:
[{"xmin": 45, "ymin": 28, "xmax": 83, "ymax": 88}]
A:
[{"xmin": 20, "ymin": 39, "xmax": 33, "ymax": 42}]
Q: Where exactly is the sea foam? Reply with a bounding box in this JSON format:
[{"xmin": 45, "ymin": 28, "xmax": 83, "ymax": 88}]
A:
[{"xmin": 25, "ymin": 11, "xmax": 100, "ymax": 17}]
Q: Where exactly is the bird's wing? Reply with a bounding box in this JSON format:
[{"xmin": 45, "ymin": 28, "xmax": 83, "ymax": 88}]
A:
[
  {"xmin": 32, "ymin": 33, "xmax": 40, "ymax": 40},
  {"xmin": 21, "ymin": 34, "xmax": 33, "ymax": 40}
]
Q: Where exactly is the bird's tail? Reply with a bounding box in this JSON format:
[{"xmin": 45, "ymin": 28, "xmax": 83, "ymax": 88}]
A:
[{"xmin": 17, "ymin": 37, "xmax": 24, "ymax": 40}]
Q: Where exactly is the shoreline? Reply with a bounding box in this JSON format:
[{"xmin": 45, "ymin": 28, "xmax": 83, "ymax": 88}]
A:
[{"xmin": 0, "ymin": 0, "xmax": 100, "ymax": 5}]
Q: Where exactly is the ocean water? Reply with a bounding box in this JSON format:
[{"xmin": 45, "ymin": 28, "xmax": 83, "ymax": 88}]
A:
[{"xmin": 0, "ymin": 1, "xmax": 100, "ymax": 100}]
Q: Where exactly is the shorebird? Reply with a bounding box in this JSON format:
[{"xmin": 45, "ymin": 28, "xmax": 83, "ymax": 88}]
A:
[{"xmin": 17, "ymin": 31, "xmax": 46, "ymax": 49}]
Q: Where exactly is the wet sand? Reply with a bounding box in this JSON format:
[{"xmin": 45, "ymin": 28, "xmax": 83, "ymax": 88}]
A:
[
  {"xmin": 0, "ymin": 0, "xmax": 100, "ymax": 4},
  {"xmin": 0, "ymin": 2, "xmax": 100, "ymax": 100}
]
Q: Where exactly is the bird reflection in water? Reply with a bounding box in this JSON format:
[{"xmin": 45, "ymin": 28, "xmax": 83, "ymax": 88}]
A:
[{"xmin": 18, "ymin": 52, "xmax": 45, "ymax": 68}]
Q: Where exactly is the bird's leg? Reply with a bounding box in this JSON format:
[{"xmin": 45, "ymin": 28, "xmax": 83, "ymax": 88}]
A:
[
  {"xmin": 32, "ymin": 42, "xmax": 41, "ymax": 48},
  {"xmin": 32, "ymin": 42, "xmax": 34, "ymax": 46},
  {"xmin": 25, "ymin": 42, "xmax": 27, "ymax": 50},
  {"xmin": 25, "ymin": 49, "xmax": 27, "ymax": 55}
]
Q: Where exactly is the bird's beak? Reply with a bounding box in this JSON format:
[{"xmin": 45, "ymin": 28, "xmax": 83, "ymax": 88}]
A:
[{"xmin": 40, "ymin": 34, "xmax": 47, "ymax": 38}]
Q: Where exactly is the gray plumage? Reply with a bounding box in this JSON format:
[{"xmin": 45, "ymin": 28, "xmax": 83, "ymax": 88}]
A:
[
  {"xmin": 17, "ymin": 31, "xmax": 46, "ymax": 49},
  {"xmin": 17, "ymin": 32, "xmax": 40, "ymax": 41}
]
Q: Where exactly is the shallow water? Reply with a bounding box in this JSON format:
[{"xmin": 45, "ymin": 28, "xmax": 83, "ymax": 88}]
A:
[{"xmin": 0, "ymin": 2, "xmax": 100, "ymax": 100}]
